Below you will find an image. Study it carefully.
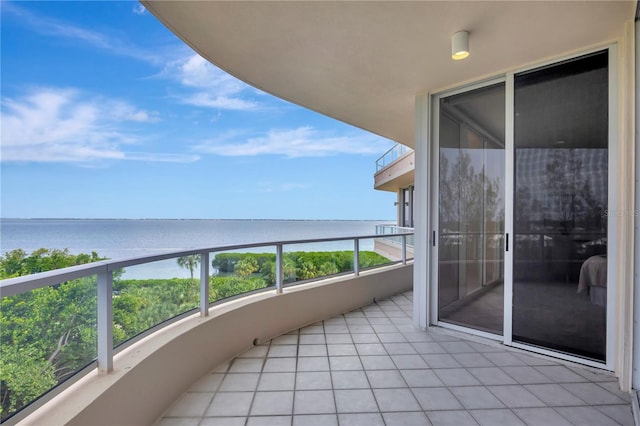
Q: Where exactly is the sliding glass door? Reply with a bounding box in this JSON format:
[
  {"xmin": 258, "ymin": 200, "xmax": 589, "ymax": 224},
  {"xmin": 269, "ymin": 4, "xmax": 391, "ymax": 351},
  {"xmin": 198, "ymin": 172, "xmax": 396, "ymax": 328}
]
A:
[
  {"xmin": 438, "ymin": 82, "xmax": 505, "ymax": 335},
  {"xmin": 435, "ymin": 49, "xmax": 610, "ymax": 363},
  {"xmin": 512, "ymin": 51, "xmax": 609, "ymax": 361}
]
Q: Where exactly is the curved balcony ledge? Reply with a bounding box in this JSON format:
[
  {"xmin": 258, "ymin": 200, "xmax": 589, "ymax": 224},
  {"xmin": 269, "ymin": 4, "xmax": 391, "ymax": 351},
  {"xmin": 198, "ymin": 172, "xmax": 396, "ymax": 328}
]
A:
[{"xmin": 19, "ymin": 264, "xmax": 413, "ymax": 426}]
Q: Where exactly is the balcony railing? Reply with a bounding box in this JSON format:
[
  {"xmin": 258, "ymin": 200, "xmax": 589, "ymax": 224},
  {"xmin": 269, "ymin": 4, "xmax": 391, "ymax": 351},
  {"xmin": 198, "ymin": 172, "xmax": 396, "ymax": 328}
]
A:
[
  {"xmin": 375, "ymin": 143, "xmax": 413, "ymax": 171},
  {"xmin": 0, "ymin": 232, "xmax": 413, "ymax": 423},
  {"xmin": 376, "ymin": 224, "xmax": 414, "ymax": 245},
  {"xmin": 376, "ymin": 224, "xmax": 414, "ymax": 236},
  {"xmin": 374, "ymin": 225, "xmax": 415, "ymax": 262}
]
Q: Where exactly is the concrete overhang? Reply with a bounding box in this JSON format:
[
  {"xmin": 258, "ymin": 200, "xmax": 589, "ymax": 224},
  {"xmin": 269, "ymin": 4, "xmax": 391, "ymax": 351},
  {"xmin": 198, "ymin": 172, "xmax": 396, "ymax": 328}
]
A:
[{"xmin": 142, "ymin": 1, "xmax": 635, "ymax": 148}]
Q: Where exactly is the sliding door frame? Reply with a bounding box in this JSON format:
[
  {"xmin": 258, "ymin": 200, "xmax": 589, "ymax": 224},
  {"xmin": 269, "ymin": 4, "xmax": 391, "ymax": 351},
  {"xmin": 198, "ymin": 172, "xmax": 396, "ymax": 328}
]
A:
[
  {"xmin": 430, "ymin": 45, "xmax": 618, "ymax": 370},
  {"xmin": 429, "ymin": 76, "xmax": 506, "ymax": 342}
]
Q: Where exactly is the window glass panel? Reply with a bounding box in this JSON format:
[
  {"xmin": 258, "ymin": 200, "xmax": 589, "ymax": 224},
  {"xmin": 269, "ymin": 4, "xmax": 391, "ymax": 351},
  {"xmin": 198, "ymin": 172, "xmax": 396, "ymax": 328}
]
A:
[
  {"xmin": 438, "ymin": 83, "xmax": 505, "ymax": 335},
  {"xmin": 513, "ymin": 51, "xmax": 608, "ymax": 361}
]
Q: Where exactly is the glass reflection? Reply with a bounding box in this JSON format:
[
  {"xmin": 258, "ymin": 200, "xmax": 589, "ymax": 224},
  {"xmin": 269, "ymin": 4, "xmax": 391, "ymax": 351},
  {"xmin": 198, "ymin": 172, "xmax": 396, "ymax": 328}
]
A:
[
  {"xmin": 438, "ymin": 83, "xmax": 505, "ymax": 335},
  {"xmin": 513, "ymin": 51, "xmax": 608, "ymax": 361}
]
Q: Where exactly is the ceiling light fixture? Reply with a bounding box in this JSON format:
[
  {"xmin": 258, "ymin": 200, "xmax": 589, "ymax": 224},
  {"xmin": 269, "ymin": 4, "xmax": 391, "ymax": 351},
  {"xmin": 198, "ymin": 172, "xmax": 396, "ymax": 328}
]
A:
[{"xmin": 451, "ymin": 30, "xmax": 470, "ymax": 60}]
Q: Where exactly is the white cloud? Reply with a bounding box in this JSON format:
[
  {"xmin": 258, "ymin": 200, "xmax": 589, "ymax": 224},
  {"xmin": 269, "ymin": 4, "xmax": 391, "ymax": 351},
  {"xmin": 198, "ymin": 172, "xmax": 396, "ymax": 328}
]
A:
[
  {"xmin": 132, "ymin": 4, "xmax": 147, "ymax": 15},
  {"xmin": 178, "ymin": 55, "xmax": 243, "ymax": 93},
  {"xmin": 1, "ymin": 87, "xmax": 194, "ymax": 164},
  {"xmin": 161, "ymin": 54, "xmax": 260, "ymax": 111},
  {"xmin": 182, "ymin": 93, "xmax": 259, "ymax": 111},
  {"xmin": 107, "ymin": 101, "xmax": 161, "ymax": 123},
  {"xmin": 193, "ymin": 127, "xmax": 390, "ymax": 158},
  {"xmin": 6, "ymin": 4, "xmax": 259, "ymax": 112}
]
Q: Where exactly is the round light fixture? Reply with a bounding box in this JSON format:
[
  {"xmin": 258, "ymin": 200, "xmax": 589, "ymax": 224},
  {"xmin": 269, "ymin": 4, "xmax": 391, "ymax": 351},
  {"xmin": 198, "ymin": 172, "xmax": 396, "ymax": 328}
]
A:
[{"xmin": 451, "ymin": 31, "xmax": 470, "ymax": 60}]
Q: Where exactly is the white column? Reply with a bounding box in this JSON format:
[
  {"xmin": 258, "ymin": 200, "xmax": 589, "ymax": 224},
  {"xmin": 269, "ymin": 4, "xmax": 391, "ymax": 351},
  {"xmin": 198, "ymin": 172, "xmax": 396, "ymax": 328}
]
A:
[
  {"xmin": 354, "ymin": 239, "xmax": 360, "ymax": 276},
  {"xmin": 631, "ymin": 18, "xmax": 640, "ymax": 390},
  {"xmin": 200, "ymin": 252, "xmax": 210, "ymax": 316},
  {"xmin": 413, "ymin": 93, "xmax": 431, "ymax": 328},
  {"xmin": 276, "ymin": 244, "xmax": 283, "ymax": 294},
  {"xmin": 97, "ymin": 268, "xmax": 113, "ymax": 374}
]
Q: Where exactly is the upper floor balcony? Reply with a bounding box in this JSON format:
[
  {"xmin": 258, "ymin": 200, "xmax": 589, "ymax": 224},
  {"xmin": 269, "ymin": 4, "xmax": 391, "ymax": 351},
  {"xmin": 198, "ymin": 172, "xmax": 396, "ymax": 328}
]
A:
[{"xmin": 374, "ymin": 144, "xmax": 415, "ymax": 192}]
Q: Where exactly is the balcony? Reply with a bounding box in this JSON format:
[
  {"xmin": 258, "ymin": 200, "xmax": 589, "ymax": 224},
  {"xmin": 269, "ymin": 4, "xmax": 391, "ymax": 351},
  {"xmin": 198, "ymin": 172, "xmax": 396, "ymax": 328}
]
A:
[
  {"xmin": 374, "ymin": 144, "xmax": 415, "ymax": 192},
  {"xmin": 2, "ymin": 232, "xmax": 634, "ymax": 426}
]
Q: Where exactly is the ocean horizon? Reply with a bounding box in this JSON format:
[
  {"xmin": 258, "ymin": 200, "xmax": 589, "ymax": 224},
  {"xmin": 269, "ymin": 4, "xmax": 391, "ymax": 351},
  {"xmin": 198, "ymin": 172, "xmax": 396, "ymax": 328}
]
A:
[{"xmin": 1, "ymin": 218, "xmax": 394, "ymax": 279}]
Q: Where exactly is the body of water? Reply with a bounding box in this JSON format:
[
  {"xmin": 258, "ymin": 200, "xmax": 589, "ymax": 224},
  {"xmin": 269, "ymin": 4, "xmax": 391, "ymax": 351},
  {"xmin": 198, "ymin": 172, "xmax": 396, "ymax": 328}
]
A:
[{"xmin": 1, "ymin": 219, "xmax": 391, "ymax": 279}]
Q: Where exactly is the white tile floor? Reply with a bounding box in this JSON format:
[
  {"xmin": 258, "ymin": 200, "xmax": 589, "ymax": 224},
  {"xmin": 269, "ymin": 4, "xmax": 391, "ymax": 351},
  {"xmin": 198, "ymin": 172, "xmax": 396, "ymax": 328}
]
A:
[{"xmin": 156, "ymin": 291, "xmax": 633, "ymax": 426}]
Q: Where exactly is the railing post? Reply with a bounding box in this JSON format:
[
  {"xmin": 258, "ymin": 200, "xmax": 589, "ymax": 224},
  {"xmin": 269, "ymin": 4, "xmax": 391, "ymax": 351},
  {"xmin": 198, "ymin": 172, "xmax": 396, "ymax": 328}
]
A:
[
  {"xmin": 354, "ymin": 239, "xmax": 360, "ymax": 276},
  {"xmin": 200, "ymin": 251, "xmax": 210, "ymax": 316},
  {"xmin": 402, "ymin": 234, "xmax": 407, "ymax": 265},
  {"xmin": 276, "ymin": 244, "xmax": 283, "ymax": 294},
  {"xmin": 97, "ymin": 267, "xmax": 113, "ymax": 374}
]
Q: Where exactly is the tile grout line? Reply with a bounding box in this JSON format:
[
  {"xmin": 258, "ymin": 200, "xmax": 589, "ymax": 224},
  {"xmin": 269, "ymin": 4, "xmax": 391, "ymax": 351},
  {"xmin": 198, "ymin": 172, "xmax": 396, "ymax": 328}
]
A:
[
  {"xmin": 327, "ymin": 315, "xmax": 339, "ymax": 424},
  {"xmin": 287, "ymin": 328, "xmax": 300, "ymax": 426},
  {"xmin": 243, "ymin": 337, "xmax": 272, "ymax": 426},
  {"xmin": 357, "ymin": 303, "xmax": 388, "ymax": 425},
  {"xmin": 376, "ymin": 296, "xmax": 426, "ymax": 422}
]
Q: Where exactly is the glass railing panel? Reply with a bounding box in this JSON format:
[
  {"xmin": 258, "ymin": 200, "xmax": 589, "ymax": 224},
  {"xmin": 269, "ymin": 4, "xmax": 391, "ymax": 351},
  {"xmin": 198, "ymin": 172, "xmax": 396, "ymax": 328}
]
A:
[
  {"xmin": 209, "ymin": 248, "xmax": 275, "ymax": 300},
  {"xmin": 373, "ymin": 226, "xmax": 414, "ymax": 261},
  {"xmin": 376, "ymin": 225, "xmax": 414, "ymax": 240},
  {"xmin": 375, "ymin": 224, "xmax": 396, "ymax": 235},
  {"xmin": 375, "ymin": 143, "xmax": 413, "ymax": 171},
  {"xmin": 113, "ymin": 257, "xmax": 201, "ymax": 346},
  {"xmin": 405, "ymin": 234, "xmax": 415, "ymax": 255},
  {"xmin": 283, "ymin": 240, "xmax": 355, "ymax": 285},
  {"xmin": 359, "ymin": 237, "xmax": 396, "ymax": 270},
  {"xmin": 0, "ymin": 275, "xmax": 98, "ymax": 422}
]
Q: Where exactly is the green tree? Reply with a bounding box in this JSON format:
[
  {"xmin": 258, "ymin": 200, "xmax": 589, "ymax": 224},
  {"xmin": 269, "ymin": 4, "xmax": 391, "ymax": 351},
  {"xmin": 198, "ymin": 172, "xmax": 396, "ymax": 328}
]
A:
[
  {"xmin": 0, "ymin": 347, "xmax": 56, "ymax": 418},
  {"xmin": 297, "ymin": 261, "xmax": 317, "ymax": 280},
  {"xmin": 0, "ymin": 249, "xmax": 103, "ymax": 421},
  {"xmin": 177, "ymin": 255, "xmax": 200, "ymax": 302},
  {"xmin": 0, "ymin": 248, "xmax": 102, "ymax": 279},
  {"xmin": 318, "ymin": 261, "xmax": 340, "ymax": 276},
  {"xmin": 210, "ymin": 276, "xmax": 268, "ymax": 300},
  {"xmin": 234, "ymin": 256, "xmax": 259, "ymax": 278},
  {"xmin": 0, "ymin": 249, "xmax": 27, "ymax": 278},
  {"xmin": 260, "ymin": 258, "xmax": 297, "ymax": 284}
]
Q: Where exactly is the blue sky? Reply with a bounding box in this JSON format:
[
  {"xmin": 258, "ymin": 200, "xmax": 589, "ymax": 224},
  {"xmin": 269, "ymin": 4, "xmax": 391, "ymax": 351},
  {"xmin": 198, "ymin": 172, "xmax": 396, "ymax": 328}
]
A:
[{"xmin": 0, "ymin": 1, "xmax": 397, "ymax": 220}]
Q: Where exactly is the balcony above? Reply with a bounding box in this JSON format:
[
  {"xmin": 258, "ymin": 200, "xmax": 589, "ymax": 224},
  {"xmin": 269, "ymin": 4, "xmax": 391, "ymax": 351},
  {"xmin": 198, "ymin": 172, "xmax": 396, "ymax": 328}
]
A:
[{"xmin": 374, "ymin": 144, "xmax": 415, "ymax": 192}]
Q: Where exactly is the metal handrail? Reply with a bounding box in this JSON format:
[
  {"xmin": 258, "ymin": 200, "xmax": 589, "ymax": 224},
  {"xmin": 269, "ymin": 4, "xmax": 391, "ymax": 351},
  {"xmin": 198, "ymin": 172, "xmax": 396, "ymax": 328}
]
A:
[
  {"xmin": 375, "ymin": 224, "xmax": 414, "ymax": 234},
  {"xmin": 1, "ymin": 232, "xmax": 414, "ymax": 376}
]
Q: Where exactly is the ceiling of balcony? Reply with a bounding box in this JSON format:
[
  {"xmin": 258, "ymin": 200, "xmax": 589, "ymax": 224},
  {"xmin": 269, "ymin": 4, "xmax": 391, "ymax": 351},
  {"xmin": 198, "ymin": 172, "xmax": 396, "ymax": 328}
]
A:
[{"xmin": 142, "ymin": 1, "xmax": 635, "ymax": 149}]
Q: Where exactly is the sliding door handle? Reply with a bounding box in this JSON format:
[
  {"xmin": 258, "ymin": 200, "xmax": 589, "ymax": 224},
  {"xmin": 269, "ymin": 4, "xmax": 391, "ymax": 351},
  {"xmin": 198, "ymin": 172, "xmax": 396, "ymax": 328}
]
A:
[{"xmin": 505, "ymin": 233, "xmax": 509, "ymax": 252}]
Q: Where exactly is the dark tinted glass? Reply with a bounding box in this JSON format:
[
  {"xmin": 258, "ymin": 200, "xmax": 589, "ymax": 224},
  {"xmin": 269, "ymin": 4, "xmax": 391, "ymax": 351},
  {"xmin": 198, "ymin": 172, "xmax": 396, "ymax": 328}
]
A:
[
  {"xmin": 438, "ymin": 83, "xmax": 505, "ymax": 335},
  {"xmin": 512, "ymin": 51, "xmax": 608, "ymax": 361}
]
